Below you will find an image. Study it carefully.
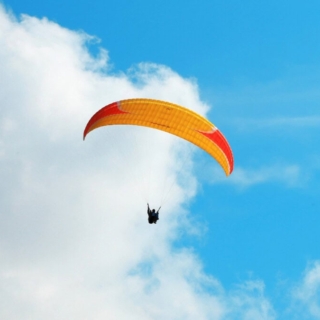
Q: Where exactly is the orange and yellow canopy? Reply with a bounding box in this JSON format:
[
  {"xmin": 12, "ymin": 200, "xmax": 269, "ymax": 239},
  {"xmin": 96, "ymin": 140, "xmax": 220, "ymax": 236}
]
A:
[{"xmin": 84, "ymin": 98, "xmax": 234, "ymax": 175}]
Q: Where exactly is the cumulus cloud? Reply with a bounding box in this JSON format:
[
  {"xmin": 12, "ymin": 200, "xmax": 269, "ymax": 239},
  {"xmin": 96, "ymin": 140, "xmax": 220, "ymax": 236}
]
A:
[{"xmin": 0, "ymin": 5, "xmax": 277, "ymax": 319}]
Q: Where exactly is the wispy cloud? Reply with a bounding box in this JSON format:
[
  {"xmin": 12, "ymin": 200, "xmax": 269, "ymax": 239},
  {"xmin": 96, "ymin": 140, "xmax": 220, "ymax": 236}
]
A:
[
  {"xmin": 291, "ymin": 261, "xmax": 320, "ymax": 319},
  {"xmin": 226, "ymin": 280, "xmax": 276, "ymax": 320},
  {"xmin": 233, "ymin": 116, "xmax": 320, "ymax": 132},
  {"xmin": 231, "ymin": 165, "xmax": 302, "ymax": 188},
  {"xmin": 208, "ymin": 164, "xmax": 303, "ymax": 189}
]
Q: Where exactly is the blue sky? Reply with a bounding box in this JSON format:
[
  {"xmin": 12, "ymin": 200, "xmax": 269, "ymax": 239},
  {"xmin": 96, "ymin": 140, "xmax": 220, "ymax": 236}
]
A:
[
  {"xmin": 1, "ymin": 0, "xmax": 320, "ymax": 319},
  {"xmin": 8, "ymin": 0, "xmax": 320, "ymax": 83}
]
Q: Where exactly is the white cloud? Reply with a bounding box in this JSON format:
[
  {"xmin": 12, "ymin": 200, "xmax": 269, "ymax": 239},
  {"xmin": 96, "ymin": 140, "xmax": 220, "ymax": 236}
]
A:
[
  {"xmin": 0, "ymin": 5, "xmax": 277, "ymax": 319},
  {"xmin": 233, "ymin": 116, "xmax": 320, "ymax": 132},
  {"xmin": 291, "ymin": 261, "xmax": 320, "ymax": 319},
  {"xmin": 231, "ymin": 165, "xmax": 302, "ymax": 188},
  {"xmin": 207, "ymin": 164, "xmax": 302, "ymax": 189},
  {"xmin": 226, "ymin": 281, "xmax": 276, "ymax": 320}
]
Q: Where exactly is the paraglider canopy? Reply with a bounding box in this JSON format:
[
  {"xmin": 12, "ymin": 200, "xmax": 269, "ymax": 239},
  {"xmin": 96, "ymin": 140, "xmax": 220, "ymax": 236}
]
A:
[{"xmin": 84, "ymin": 98, "xmax": 233, "ymax": 175}]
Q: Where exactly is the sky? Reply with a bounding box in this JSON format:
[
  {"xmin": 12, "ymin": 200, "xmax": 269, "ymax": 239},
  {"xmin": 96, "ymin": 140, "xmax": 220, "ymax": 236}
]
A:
[{"xmin": 0, "ymin": 0, "xmax": 320, "ymax": 319}]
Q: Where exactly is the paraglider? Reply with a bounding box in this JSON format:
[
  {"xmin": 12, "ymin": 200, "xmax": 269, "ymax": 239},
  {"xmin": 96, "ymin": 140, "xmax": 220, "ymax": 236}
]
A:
[{"xmin": 83, "ymin": 98, "xmax": 234, "ymax": 224}]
